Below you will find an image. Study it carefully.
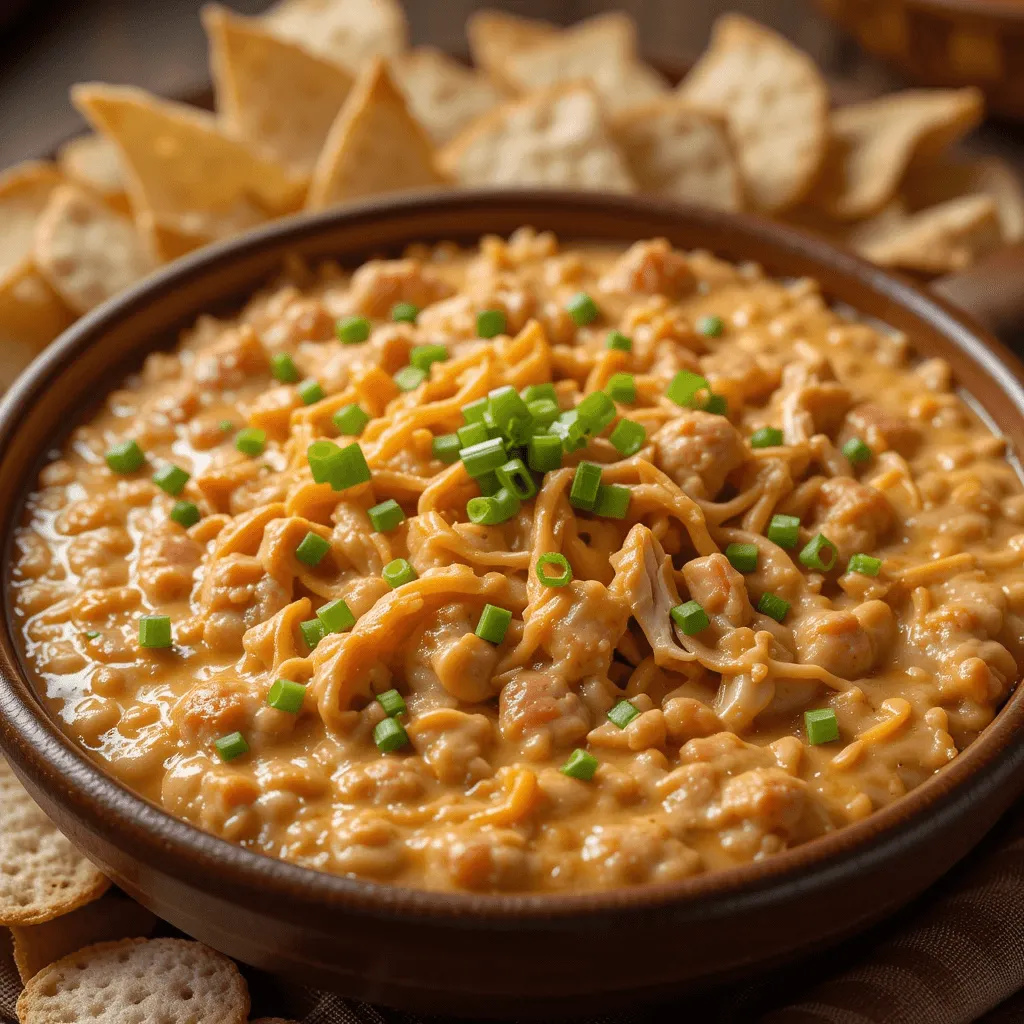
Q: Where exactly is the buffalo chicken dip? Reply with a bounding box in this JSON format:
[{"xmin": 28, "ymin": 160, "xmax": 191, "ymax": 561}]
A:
[{"xmin": 12, "ymin": 232, "xmax": 1024, "ymax": 892}]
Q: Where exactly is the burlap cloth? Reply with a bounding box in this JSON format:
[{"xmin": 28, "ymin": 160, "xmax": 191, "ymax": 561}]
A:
[{"xmin": 1, "ymin": 807, "xmax": 1023, "ymax": 1024}]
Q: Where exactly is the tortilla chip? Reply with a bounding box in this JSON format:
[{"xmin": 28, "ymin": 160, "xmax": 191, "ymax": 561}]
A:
[
  {"xmin": 11, "ymin": 894, "xmax": 158, "ymax": 982},
  {"xmin": 0, "ymin": 162, "xmax": 65, "ymax": 281},
  {"xmin": 34, "ymin": 184, "xmax": 156, "ymax": 315},
  {"xmin": 16, "ymin": 938, "xmax": 250, "ymax": 1024},
  {"xmin": 0, "ymin": 264, "xmax": 74, "ymax": 389},
  {"xmin": 307, "ymin": 58, "xmax": 446, "ymax": 209},
  {"xmin": 204, "ymin": 4, "xmax": 353, "ymax": 176},
  {"xmin": 851, "ymin": 194, "xmax": 1002, "ymax": 273},
  {"xmin": 466, "ymin": 10, "xmax": 558, "ymax": 80},
  {"xmin": 0, "ymin": 758, "xmax": 109, "ymax": 925},
  {"xmin": 391, "ymin": 47, "xmax": 505, "ymax": 145},
  {"xmin": 262, "ymin": 0, "xmax": 406, "ymax": 72},
  {"xmin": 679, "ymin": 14, "xmax": 829, "ymax": 213},
  {"xmin": 612, "ymin": 99, "xmax": 742, "ymax": 211},
  {"xmin": 441, "ymin": 84, "xmax": 636, "ymax": 193},
  {"xmin": 496, "ymin": 13, "xmax": 670, "ymax": 112},
  {"xmin": 72, "ymin": 83, "xmax": 306, "ymax": 256},
  {"xmin": 56, "ymin": 134, "xmax": 129, "ymax": 214},
  {"xmin": 807, "ymin": 88, "xmax": 984, "ymax": 220}
]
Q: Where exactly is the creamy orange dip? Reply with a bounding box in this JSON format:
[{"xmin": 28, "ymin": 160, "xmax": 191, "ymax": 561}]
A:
[{"xmin": 12, "ymin": 231, "xmax": 1024, "ymax": 892}]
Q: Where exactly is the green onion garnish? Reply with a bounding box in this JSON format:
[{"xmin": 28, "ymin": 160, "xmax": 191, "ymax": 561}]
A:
[
  {"xmin": 432, "ymin": 433, "xmax": 461, "ymax": 464},
  {"xmin": 766, "ymin": 513, "xmax": 800, "ymax": 549},
  {"xmin": 476, "ymin": 470, "xmax": 501, "ymax": 496},
  {"xmin": 475, "ymin": 603, "xmax": 512, "ymax": 644},
  {"xmin": 594, "ymin": 483, "xmax": 630, "ymax": 519},
  {"xmin": 333, "ymin": 403, "xmax": 369, "ymax": 437},
  {"xmin": 271, "ymin": 352, "xmax": 299, "ymax": 383},
  {"xmin": 138, "ymin": 615, "xmax": 172, "ymax": 649},
  {"xmin": 153, "ymin": 464, "xmax": 190, "ymax": 496},
  {"xmin": 804, "ymin": 708, "xmax": 839, "ymax": 745},
  {"xmin": 569, "ymin": 461, "xmax": 602, "ymax": 511},
  {"xmin": 297, "ymin": 378, "xmax": 325, "ymax": 405},
  {"xmin": 560, "ymin": 748, "xmax": 599, "ymax": 780},
  {"xmin": 368, "ymin": 498, "xmax": 405, "ymax": 533},
  {"xmin": 575, "ymin": 391, "xmax": 616, "ymax": 435},
  {"xmin": 666, "ymin": 370, "xmax": 711, "ymax": 409},
  {"xmin": 842, "ymin": 437, "xmax": 872, "ymax": 464},
  {"xmin": 467, "ymin": 487, "xmax": 520, "ymax": 525},
  {"xmin": 336, "ymin": 315, "xmax": 370, "ymax": 344},
  {"xmin": 608, "ymin": 699, "xmax": 640, "ymax": 729},
  {"xmin": 460, "ymin": 437, "xmax": 507, "ymax": 478},
  {"xmin": 295, "ymin": 531, "xmax": 330, "ymax": 567},
  {"xmin": 609, "ymin": 418, "xmax": 646, "ymax": 457},
  {"xmin": 85, "ymin": 630, "xmax": 101, "ymax": 641},
  {"xmin": 410, "ymin": 344, "xmax": 448, "ymax": 372},
  {"xmin": 394, "ymin": 365, "xmax": 426, "ymax": 392},
  {"xmin": 267, "ymin": 678, "xmax": 306, "ymax": 714},
  {"xmin": 799, "ymin": 533, "xmax": 838, "ymax": 572},
  {"xmin": 495, "ymin": 458, "xmax": 536, "ymax": 500},
  {"xmin": 300, "ymin": 618, "xmax": 326, "ymax": 650},
  {"xmin": 605, "ymin": 373, "xmax": 636, "ymax": 404},
  {"xmin": 376, "ymin": 689, "xmax": 407, "ymax": 717},
  {"xmin": 704, "ymin": 393, "xmax": 728, "ymax": 417},
  {"xmin": 697, "ymin": 314, "xmax": 724, "ymax": 337},
  {"xmin": 725, "ymin": 543, "xmax": 758, "ymax": 573},
  {"xmin": 169, "ymin": 500, "xmax": 200, "ymax": 528},
  {"xmin": 548, "ymin": 414, "xmax": 587, "ymax": 453},
  {"xmin": 374, "ymin": 716, "xmax": 409, "ymax": 752},
  {"xmin": 528, "ymin": 434, "xmax": 562, "ymax": 473},
  {"xmin": 456, "ymin": 421, "xmax": 489, "ymax": 449},
  {"xmin": 236, "ymin": 428, "xmax": 266, "ymax": 457},
  {"xmin": 488, "ymin": 385, "xmax": 531, "ymax": 443},
  {"xmin": 331, "ymin": 442, "xmax": 371, "ymax": 491},
  {"xmin": 671, "ymin": 600, "xmax": 709, "ymax": 635},
  {"xmin": 105, "ymin": 440, "xmax": 145, "ymax": 474},
  {"xmin": 219, "ymin": 420, "xmax": 234, "ymax": 433},
  {"xmin": 461, "ymin": 397, "xmax": 488, "ymax": 424},
  {"xmin": 606, "ymin": 330, "xmax": 632, "ymax": 352},
  {"xmin": 750, "ymin": 426, "xmax": 784, "ymax": 449},
  {"xmin": 477, "ymin": 309, "xmax": 507, "ymax": 338},
  {"xmin": 848, "ymin": 553, "xmax": 882, "ymax": 577},
  {"xmin": 317, "ymin": 598, "xmax": 355, "ymax": 634},
  {"xmin": 526, "ymin": 398, "xmax": 559, "ymax": 428},
  {"xmin": 214, "ymin": 731, "xmax": 249, "ymax": 761},
  {"xmin": 522, "ymin": 383, "xmax": 557, "ymax": 404},
  {"xmin": 757, "ymin": 592, "xmax": 790, "ymax": 622},
  {"xmin": 383, "ymin": 558, "xmax": 418, "ymax": 588},
  {"xmin": 391, "ymin": 302, "xmax": 419, "ymax": 324},
  {"xmin": 536, "ymin": 552, "xmax": 572, "ymax": 587},
  {"xmin": 566, "ymin": 293, "xmax": 599, "ymax": 326}
]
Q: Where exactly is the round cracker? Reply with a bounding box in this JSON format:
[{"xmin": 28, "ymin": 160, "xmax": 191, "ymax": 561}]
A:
[
  {"xmin": 0, "ymin": 758, "xmax": 109, "ymax": 926},
  {"xmin": 17, "ymin": 937, "xmax": 250, "ymax": 1024}
]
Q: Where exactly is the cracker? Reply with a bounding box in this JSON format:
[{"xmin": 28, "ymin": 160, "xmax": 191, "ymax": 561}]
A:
[
  {"xmin": 851, "ymin": 194, "xmax": 1002, "ymax": 273},
  {"xmin": 306, "ymin": 58, "xmax": 446, "ymax": 209},
  {"xmin": 11, "ymin": 894, "xmax": 158, "ymax": 982},
  {"xmin": 466, "ymin": 10, "xmax": 558, "ymax": 80},
  {"xmin": 34, "ymin": 184, "xmax": 156, "ymax": 315},
  {"xmin": 391, "ymin": 47, "xmax": 505, "ymax": 145},
  {"xmin": 807, "ymin": 88, "xmax": 984, "ymax": 220},
  {"xmin": 16, "ymin": 937, "xmax": 250, "ymax": 1024},
  {"xmin": 56, "ymin": 134, "xmax": 129, "ymax": 214},
  {"xmin": 0, "ymin": 758, "xmax": 108, "ymax": 925},
  {"xmin": 72, "ymin": 83, "xmax": 306, "ymax": 256},
  {"xmin": 612, "ymin": 99, "xmax": 742, "ymax": 211},
  {"xmin": 262, "ymin": 0, "xmax": 406, "ymax": 72},
  {"xmin": 679, "ymin": 14, "xmax": 829, "ymax": 212},
  {"xmin": 204, "ymin": 5, "xmax": 353, "ymax": 176},
  {"xmin": 0, "ymin": 161, "xmax": 64, "ymax": 281},
  {"xmin": 441, "ymin": 84, "xmax": 636, "ymax": 193}
]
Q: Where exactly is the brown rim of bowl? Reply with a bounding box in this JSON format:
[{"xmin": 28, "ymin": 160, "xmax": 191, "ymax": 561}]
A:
[{"xmin": 1, "ymin": 188, "xmax": 1023, "ymax": 924}]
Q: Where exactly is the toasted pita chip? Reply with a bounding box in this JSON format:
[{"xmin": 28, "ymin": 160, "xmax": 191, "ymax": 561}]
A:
[
  {"xmin": 0, "ymin": 162, "xmax": 65, "ymax": 281},
  {"xmin": 496, "ymin": 13, "xmax": 670, "ymax": 112},
  {"xmin": 262, "ymin": 0, "xmax": 406, "ymax": 72},
  {"xmin": 204, "ymin": 5, "xmax": 353, "ymax": 175},
  {"xmin": 11, "ymin": 894, "xmax": 158, "ymax": 982},
  {"xmin": 307, "ymin": 58, "xmax": 446, "ymax": 209},
  {"xmin": 0, "ymin": 758, "xmax": 109, "ymax": 925},
  {"xmin": 391, "ymin": 47, "xmax": 505, "ymax": 145},
  {"xmin": 56, "ymin": 134, "xmax": 129, "ymax": 214},
  {"xmin": 34, "ymin": 185, "xmax": 156, "ymax": 315},
  {"xmin": 16, "ymin": 938, "xmax": 249, "ymax": 1024},
  {"xmin": 679, "ymin": 14, "xmax": 829, "ymax": 212},
  {"xmin": 807, "ymin": 88, "xmax": 984, "ymax": 220},
  {"xmin": 851, "ymin": 194, "xmax": 1002, "ymax": 273},
  {"xmin": 466, "ymin": 10, "xmax": 558, "ymax": 80},
  {"xmin": 441, "ymin": 84, "xmax": 636, "ymax": 193},
  {"xmin": 72, "ymin": 84, "xmax": 306, "ymax": 257},
  {"xmin": 612, "ymin": 99, "xmax": 742, "ymax": 211}
]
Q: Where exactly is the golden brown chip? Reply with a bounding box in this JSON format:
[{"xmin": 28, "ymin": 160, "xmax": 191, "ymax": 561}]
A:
[
  {"xmin": 34, "ymin": 184, "xmax": 157, "ymax": 315},
  {"xmin": 262, "ymin": 0, "xmax": 406, "ymax": 72},
  {"xmin": 72, "ymin": 83, "xmax": 306, "ymax": 257},
  {"xmin": 0, "ymin": 161, "xmax": 65, "ymax": 281},
  {"xmin": 204, "ymin": 4, "xmax": 354, "ymax": 176},
  {"xmin": 441, "ymin": 84, "xmax": 636, "ymax": 193},
  {"xmin": 679, "ymin": 14, "xmax": 829, "ymax": 213},
  {"xmin": 612, "ymin": 99, "xmax": 742, "ymax": 211},
  {"xmin": 11, "ymin": 894, "xmax": 158, "ymax": 982},
  {"xmin": 807, "ymin": 88, "xmax": 984, "ymax": 221},
  {"xmin": 466, "ymin": 10, "xmax": 558, "ymax": 80},
  {"xmin": 306, "ymin": 58, "xmax": 446, "ymax": 209},
  {"xmin": 16, "ymin": 937, "xmax": 250, "ymax": 1024},
  {"xmin": 56, "ymin": 134, "xmax": 129, "ymax": 214},
  {"xmin": 0, "ymin": 758, "xmax": 109, "ymax": 925},
  {"xmin": 0, "ymin": 264, "xmax": 74, "ymax": 390},
  {"xmin": 391, "ymin": 47, "xmax": 505, "ymax": 145}
]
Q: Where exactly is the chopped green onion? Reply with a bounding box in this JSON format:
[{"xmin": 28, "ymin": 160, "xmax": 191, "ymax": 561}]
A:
[
  {"xmin": 476, "ymin": 470, "xmax": 501, "ymax": 496},
  {"xmin": 467, "ymin": 487, "xmax": 520, "ymax": 525},
  {"xmin": 105, "ymin": 440, "xmax": 145, "ymax": 474},
  {"xmin": 570, "ymin": 461, "xmax": 602, "ymax": 511},
  {"xmin": 457, "ymin": 421, "xmax": 489, "ymax": 448},
  {"xmin": 236, "ymin": 428, "xmax": 266, "ymax": 457},
  {"xmin": 842, "ymin": 437, "xmax": 872, "ymax": 464},
  {"xmin": 526, "ymin": 398, "xmax": 560, "ymax": 427},
  {"xmin": 391, "ymin": 302, "xmax": 418, "ymax": 323},
  {"xmin": 757, "ymin": 591, "xmax": 790, "ymax": 622},
  {"xmin": 270, "ymin": 352, "xmax": 299, "ymax": 383},
  {"xmin": 138, "ymin": 615, "xmax": 172, "ymax": 649},
  {"xmin": 377, "ymin": 689, "xmax": 407, "ymax": 717},
  {"xmin": 152, "ymin": 464, "xmax": 190, "ymax": 496},
  {"xmin": 331, "ymin": 442, "xmax": 371, "ymax": 491},
  {"xmin": 333, "ymin": 403, "xmax": 369, "ymax": 436},
  {"xmin": 410, "ymin": 343, "xmax": 448, "ymax": 372},
  {"xmin": 766, "ymin": 513, "xmax": 800, "ymax": 549},
  {"xmin": 566, "ymin": 292, "xmax": 599, "ymax": 326},
  {"xmin": 560, "ymin": 748, "xmax": 599, "ymax": 780},
  {"xmin": 548, "ymin": 414, "xmax": 587, "ymax": 453},
  {"xmin": 697, "ymin": 314, "xmax": 724, "ymax": 338},
  {"xmin": 799, "ymin": 533, "xmax": 838, "ymax": 572},
  {"xmin": 606, "ymin": 330, "xmax": 632, "ymax": 352},
  {"xmin": 605, "ymin": 373, "xmax": 636, "ymax": 404},
  {"xmin": 804, "ymin": 708, "xmax": 839, "ymax": 745},
  {"xmin": 475, "ymin": 604, "xmax": 512, "ymax": 644},
  {"xmin": 219, "ymin": 420, "xmax": 234, "ymax": 433},
  {"xmin": 609, "ymin": 418, "xmax": 646, "ymax": 457},
  {"xmin": 383, "ymin": 558, "xmax": 418, "ymax": 588},
  {"xmin": 368, "ymin": 498, "xmax": 405, "ymax": 533},
  {"xmin": 671, "ymin": 600, "xmax": 709, "ymax": 635},
  {"xmin": 374, "ymin": 716, "xmax": 409, "ymax": 752},
  {"xmin": 608, "ymin": 699, "xmax": 640, "ymax": 729},
  {"xmin": 295, "ymin": 531, "xmax": 330, "ymax": 567},
  {"xmin": 594, "ymin": 483, "xmax": 630, "ymax": 519},
  {"xmin": 85, "ymin": 630, "xmax": 101, "ymax": 640},
  {"xmin": 488, "ymin": 385, "xmax": 531, "ymax": 444},
  {"xmin": 300, "ymin": 618, "xmax": 326, "ymax": 650},
  {"xmin": 725, "ymin": 543, "xmax": 758, "ymax": 573},
  {"xmin": 169, "ymin": 500, "xmax": 200, "ymax": 528},
  {"xmin": 267, "ymin": 678, "xmax": 306, "ymax": 714},
  {"xmin": 297, "ymin": 378, "xmax": 325, "ymax": 405},
  {"xmin": 848, "ymin": 553, "xmax": 882, "ymax": 577},
  {"xmin": 214, "ymin": 731, "xmax": 249, "ymax": 762},
  {"xmin": 576, "ymin": 391, "xmax": 616, "ymax": 435},
  {"xmin": 750, "ymin": 426, "xmax": 784, "ymax": 449},
  {"xmin": 432, "ymin": 433, "xmax": 461, "ymax": 464},
  {"xmin": 317, "ymin": 598, "xmax": 355, "ymax": 634},
  {"xmin": 477, "ymin": 309, "xmax": 507, "ymax": 338},
  {"xmin": 307, "ymin": 440, "xmax": 341, "ymax": 483},
  {"xmin": 336, "ymin": 315, "xmax": 370, "ymax": 344},
  {"xmin": 704, "ymin": 393, "xmax": 728, "ymax": 417},
  {"xmin": 536, "ymin": 552, "xmax": 572, "ymax": 587},
  {"xmin": 460, "ymin": 436, "xmax": 507, "ymax": 478},
  {"xmin": 496, "ymin": 458, "xmax": 536, "ymax": 500},
  {"xmin": 528, "ymin": 433, "xmax": 562, "ymax": 473},
  {"xmin": 522, "ymin": 383, "xmax": 557, "ymax": 404},
  {"xmin": 394, "ymin": 365, "xmax": 426, "ymax": 392},
  {"xmin": 666, "ymin": 370, "xmax": 711, "ymax": 409},
  {"xmin": 461, "ymin": 397, "xmax": 489, "ymax": 424}
]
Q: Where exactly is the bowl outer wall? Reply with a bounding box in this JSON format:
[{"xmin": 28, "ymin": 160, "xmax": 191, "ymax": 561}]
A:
[{"xmin": 0, "ymin": 190, "xmax": 1023, "ymax": 1016}]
